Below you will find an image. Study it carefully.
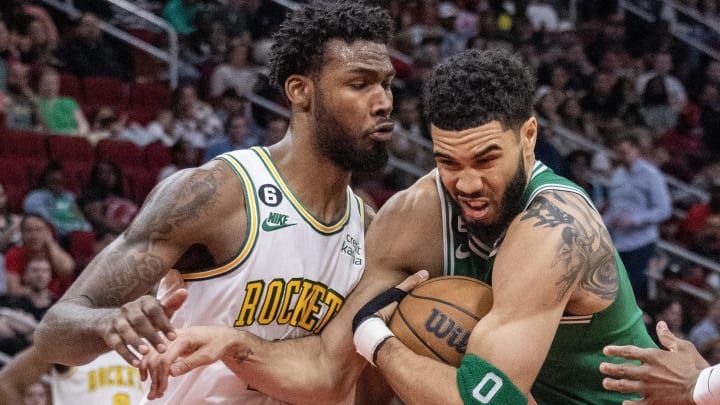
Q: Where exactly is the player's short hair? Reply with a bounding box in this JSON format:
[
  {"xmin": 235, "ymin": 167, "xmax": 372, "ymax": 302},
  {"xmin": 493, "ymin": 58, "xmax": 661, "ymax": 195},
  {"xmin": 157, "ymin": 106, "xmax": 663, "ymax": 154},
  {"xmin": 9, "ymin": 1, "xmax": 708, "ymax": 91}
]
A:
[
  {"xmin": 268, "ymin": 0, "xmax": 394, "ymax": 92},
  {"xmin": 423, "ymin": 49, "xmax": 535, "ymax": 132}
]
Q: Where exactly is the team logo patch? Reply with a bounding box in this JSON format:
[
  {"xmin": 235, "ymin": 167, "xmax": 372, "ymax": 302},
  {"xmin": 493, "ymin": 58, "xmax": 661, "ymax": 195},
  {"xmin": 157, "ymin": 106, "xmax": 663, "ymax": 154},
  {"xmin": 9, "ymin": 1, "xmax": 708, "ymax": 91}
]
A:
[
  {"xmin": 262, "ymin": 212, "xmax": 296, "ymax": 232},
  {"xmin": 259, "ymin": 184, "xmax": 283, "ymax": 207}
]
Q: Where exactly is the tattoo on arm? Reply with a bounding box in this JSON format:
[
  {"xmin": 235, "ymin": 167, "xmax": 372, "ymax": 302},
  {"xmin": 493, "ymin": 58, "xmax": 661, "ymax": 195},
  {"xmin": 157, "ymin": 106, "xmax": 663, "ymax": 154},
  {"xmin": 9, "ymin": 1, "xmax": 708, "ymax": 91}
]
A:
[
  {"xmin": 520, "ymin": 192, "xmax": 619, "ymax": 302},
  {"xmin": 90, "ymin": 167, "xmax": 222, "ymax": 306}
]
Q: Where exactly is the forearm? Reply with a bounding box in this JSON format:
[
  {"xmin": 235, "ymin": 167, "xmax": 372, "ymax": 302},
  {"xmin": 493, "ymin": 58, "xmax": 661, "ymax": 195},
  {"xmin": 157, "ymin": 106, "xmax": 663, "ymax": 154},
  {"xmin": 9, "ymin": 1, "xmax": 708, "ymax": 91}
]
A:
[
  {"xmin": 34, "ymin": 299, "xmax": 115, "ymax": 366},
  {"xmin": 375, "ymin": 338, "xmax": 462, "ymax": 405},
  {"xmin": 220, "ymin": 331, "xmax": 364, "ymax": 404}
]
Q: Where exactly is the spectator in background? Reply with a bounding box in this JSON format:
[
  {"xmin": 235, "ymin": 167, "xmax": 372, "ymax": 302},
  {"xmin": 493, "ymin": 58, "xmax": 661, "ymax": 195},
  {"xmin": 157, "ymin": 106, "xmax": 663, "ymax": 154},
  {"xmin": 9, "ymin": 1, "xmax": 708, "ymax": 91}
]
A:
[
  {"xmin": 157, "ymin": 139, "xmax": 200, "ymax": 183},
  {"xmin": 211, "ymin": 0, "xmax": 252, "ymax": 41},
  {"xmin": 639, "ymin": 75, "xmax": 680, "ymax": 136},
  {"xmin": 77, "ymin": 160, "xmax": 138, "ymax": 240},
  {"xmin": 121, "ymin": 108, "xmax": 176, "ymax": 147},
  {"xmin": 698, "ymin": 83, "xmax": 720, "ymax": 155},
  {"xmin": 4, "ymin": 214, "xmax": 74, "ymax": 298},
  {"xmin": 0, "ymin": 183, "xmax": 22, "ymax": 252},
  {"xmin": 23, "ymin": 162, "xmax": 92, "ymax": 242},
  {"xmin": 603, "ymin": 134, "xmax": 672, "ymax": 303},
  {"xmin": 170, "ymin": 83, "xmax": 223, "ymax": 148},
  {"xmin": 643, "ymin": 295, "xmax": 685, "ymax": 344},
  {"xmin": 635, "ymin": 50, "xmax": 688, "ymax": 111},
  {"xmin": 163, "ymin": 0, "xmax": 202, "ymax": 35},
  {"xmin": 689, "ymin": 298, "xmax": 720, "ymax": 352},
  {"xmin": 204, "ymin": 112, "xmax": 256, "ymax": 162},
  {"xmin": 1, "ymin": 258, "xmax": 58, "ymax": 321},
  {"xmin": 565, "ymin": 149, "xmax": 608, "ymax": 210},
  {"xmin": 34, "ymin": 67, "xmax": 89, "ymax": 135},
  {"xmin": 210, "ymin": 39, "xmax": 258, "ymax": 99},
  {"xmin": 676, "ymin": 187, "xmax": 720, "ymax": 246},
  {"xmin": 263, "ymin": 114, "xmax": 289, "ymax": 146},
  {"xmin": 4, "ymin": 62, "xmax": 40, "ymax": 131},
  {"xmin": 689, "ymin": 209, "xmax": 720, "ymax": 262},
  {"xmin": 55, "ymin": 12, "xmax": 128, "ymax": 80}
]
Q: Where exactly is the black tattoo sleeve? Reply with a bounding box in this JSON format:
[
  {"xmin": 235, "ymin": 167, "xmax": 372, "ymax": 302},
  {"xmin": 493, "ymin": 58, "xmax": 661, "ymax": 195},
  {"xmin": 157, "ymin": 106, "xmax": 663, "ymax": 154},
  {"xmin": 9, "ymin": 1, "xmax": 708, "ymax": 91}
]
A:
[{"xmin": 520, "ymin": 192, "xmax": 619, "ymax": 302}]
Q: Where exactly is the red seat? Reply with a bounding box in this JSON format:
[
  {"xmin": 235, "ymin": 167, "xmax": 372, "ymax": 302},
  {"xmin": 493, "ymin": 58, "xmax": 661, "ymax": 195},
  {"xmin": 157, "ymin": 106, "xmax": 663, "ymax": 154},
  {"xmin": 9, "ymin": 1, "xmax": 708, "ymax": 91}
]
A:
[
  {"xmin": 82, "ymin": 76, "xmax": 127, "ymax": 112},
  {"xmin": 95, "ymin": 139, "xmax": 144, "ymax": 170},
  {"xmin": 70, "ymin": 230, "xmax": 97, "ymax": 268},
  {"xmin": 125, "ymin": 168, "xmax": 158, "ymax": 204},
  {"xmin": 47, "ymin": 135, "xmax": 95, "ymax": 164},
  {"xmin": 0, "ymin": 157, "xmax": 33, "ymax": 212},
  {"xmin": 0, "ymin": 129, "xmax": 47, "ymax": 159},
  {"xmin": 128, "ymin": 81, "xmax": 171, "ymax": 111},
  {"xmin": 59, "ymin": 73, "xmax": 84, "ymax": 104},
  {"xmin": 62, "ymin": 161, "xmax": 94, "ymax": 194},
  {"xmin": 143, "ymin": 141, "xmax": 172, "ymax": 170}
]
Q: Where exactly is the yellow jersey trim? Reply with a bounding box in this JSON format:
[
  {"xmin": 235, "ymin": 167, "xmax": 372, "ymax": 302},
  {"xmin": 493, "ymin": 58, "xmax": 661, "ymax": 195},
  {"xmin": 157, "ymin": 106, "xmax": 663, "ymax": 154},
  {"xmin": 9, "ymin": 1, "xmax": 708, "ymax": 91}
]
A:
[
  {"xmin": 181, "ymin": 154, "xmax": 259, "ymax": 281},
  {"xmin": 252, "ymin": 146, "xmax": 351, "ymax": 235}
]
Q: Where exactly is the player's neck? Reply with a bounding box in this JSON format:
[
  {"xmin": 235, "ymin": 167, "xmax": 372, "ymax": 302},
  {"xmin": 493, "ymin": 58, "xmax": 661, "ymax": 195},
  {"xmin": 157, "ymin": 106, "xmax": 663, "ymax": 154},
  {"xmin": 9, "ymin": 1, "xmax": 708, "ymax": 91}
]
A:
[{"xmin": 267, "ymin": 135, "xmax": 352, "ymax": 223}]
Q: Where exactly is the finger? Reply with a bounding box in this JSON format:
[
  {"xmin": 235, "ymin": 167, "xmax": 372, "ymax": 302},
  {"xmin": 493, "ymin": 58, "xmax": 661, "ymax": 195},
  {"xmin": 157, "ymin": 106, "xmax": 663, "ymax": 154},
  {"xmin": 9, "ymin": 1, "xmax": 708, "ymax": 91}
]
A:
[
  {"xmin": 395, "ymin": 270, "xmax": 429, "ymax": 292},
  {"xmin": 135, "ymin": 299, "xmax": 173, "ymax": 348},
  {"xmin": 655, "ymin": 321, "xmax": 679, "ymax": 352},
  {"xmin": 603, "ymin": 345, "xmax": 653, "ymax": 362},
  {"xmin": 160, "ymin": 288, "xmax": 188, "ymax": 326},
  {"xmin": 106, "ymin": 333, "xmax": 141, "ymax": 367},
  {"xmin": 599, "ymin": 361, "xmax": 643, "ymax": 379},
  {"xmin": 602, "ymin": 377, "xmax": 642, "ymax": 394},
  {"xmin": 107, "ymin": 318, "xmax": 145, "ymax": 366},
  {"xmin": 169, "ymin": 350, "xmax": 213, "ymax": 377}
]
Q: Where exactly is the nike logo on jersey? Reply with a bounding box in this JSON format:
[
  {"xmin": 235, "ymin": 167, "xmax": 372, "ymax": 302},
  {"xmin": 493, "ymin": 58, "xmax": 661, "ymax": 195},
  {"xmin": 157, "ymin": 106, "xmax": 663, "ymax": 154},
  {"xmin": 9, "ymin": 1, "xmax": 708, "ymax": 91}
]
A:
[
  {"xmin": 455, "ymin": 244, "xmax": 470, "ymax": 259},
  {"xmin": 262, "ymin": 212, "xmax": 297, "ymax": 232}
]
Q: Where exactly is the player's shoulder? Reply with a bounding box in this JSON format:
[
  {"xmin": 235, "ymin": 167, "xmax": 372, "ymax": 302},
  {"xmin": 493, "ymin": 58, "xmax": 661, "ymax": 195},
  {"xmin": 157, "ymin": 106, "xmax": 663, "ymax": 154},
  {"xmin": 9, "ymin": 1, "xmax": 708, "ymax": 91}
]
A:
[{"xmin": 380, "ymin": 171, "xmax": 439, "ymax": 217}]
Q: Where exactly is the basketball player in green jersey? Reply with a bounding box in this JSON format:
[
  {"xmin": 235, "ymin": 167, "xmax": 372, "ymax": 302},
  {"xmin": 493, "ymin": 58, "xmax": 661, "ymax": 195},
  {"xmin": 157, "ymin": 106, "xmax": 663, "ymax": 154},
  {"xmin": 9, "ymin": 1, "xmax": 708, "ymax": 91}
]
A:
[{"xmin": 133, "ymin": 49, "xmax": 655, "ymax": 404}]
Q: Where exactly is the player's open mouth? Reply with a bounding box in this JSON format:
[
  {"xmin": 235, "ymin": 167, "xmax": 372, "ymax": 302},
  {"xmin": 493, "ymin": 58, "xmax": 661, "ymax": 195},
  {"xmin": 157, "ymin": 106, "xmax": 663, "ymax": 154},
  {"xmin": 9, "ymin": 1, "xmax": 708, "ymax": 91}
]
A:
[{"xmin": 460, "ymin": 199, "xmax": 490, "ymax": 221}]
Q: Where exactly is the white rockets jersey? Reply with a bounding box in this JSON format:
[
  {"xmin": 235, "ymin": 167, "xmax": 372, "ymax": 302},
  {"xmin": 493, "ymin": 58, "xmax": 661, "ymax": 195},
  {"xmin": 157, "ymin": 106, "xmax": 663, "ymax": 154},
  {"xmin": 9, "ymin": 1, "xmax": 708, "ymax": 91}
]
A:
[
  {"xmin": 144, "ymin": 146, "xmax": 366, "ymax": 404},
  {"xmin": 52, "ymin": 351, "xmax": 144, "ymax": 405}
]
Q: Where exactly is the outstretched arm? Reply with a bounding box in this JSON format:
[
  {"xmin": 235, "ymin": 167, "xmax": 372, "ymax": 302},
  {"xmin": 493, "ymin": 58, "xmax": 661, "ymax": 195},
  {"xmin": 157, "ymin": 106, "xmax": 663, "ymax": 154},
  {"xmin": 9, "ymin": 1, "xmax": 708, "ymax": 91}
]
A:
[
  {"xmin": 601, "ymin": 321, "xmax": 709, "ymax": 405},
  {"xmin": 140, "ymin": 175, "xmax": 444, "ymax": 404},
  {"xmin": 34, "ymin": 162, "xmax": 237, "ymax": 366}
]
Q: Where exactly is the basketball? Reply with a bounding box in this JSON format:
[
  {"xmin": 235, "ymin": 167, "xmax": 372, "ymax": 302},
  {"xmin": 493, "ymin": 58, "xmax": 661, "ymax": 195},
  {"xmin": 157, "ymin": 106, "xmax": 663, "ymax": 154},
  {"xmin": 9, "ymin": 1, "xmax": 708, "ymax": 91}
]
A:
[{"xmin": 388, "ymin": 276, "xmax": 493, "ymax": 367}]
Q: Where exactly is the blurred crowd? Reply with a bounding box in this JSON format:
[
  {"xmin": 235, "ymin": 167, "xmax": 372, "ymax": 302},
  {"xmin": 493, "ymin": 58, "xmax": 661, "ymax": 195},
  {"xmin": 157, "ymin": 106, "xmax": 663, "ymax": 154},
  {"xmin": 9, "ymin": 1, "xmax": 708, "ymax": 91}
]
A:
[{"xmin": 1, "ymin": 0, "xmax": 720, "ymax": 403}]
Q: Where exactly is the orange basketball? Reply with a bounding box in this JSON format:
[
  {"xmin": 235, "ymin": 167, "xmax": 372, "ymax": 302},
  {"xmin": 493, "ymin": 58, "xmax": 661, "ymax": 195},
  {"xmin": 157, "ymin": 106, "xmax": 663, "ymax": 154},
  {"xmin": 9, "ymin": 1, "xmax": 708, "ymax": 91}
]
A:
[{"xmin": 388, "ymin": 276, "xmax": 493, "ymax": 367}]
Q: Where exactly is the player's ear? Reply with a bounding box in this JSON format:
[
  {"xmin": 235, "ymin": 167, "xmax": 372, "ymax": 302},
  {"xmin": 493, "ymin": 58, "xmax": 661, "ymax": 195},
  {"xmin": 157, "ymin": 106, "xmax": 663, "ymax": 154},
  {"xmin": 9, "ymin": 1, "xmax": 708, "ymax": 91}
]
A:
[
  {"xmin": 520, "ymin": 116, "xmax": 537, "ymax": 157},
  {"xmin": 285, "ymin": 74, "xmax": 312, "ymax": 110}
]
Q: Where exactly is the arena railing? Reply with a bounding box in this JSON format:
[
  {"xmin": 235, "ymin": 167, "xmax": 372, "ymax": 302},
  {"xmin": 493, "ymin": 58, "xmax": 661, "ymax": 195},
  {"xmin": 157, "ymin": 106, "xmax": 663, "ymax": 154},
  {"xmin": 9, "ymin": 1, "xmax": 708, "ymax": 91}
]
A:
[
  {"xmin": 39, "ymin": 0, "xmax": 180, "ymax": 89},
  {"xmin": 620, "ymin": 0, "xmax": 720, "ymax": 62}
]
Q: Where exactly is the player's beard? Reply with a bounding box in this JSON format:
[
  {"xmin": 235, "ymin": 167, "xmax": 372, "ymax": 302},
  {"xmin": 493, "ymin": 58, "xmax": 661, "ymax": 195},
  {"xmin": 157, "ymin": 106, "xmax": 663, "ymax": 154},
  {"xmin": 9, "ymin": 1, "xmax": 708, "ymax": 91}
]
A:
[
  {"xmin": 464, "ymin": 156, "xmax": 527, "ymax": 246},
  {"xmin": 313, "ymin": 87, "xmax": 389, "ymax": 172}
]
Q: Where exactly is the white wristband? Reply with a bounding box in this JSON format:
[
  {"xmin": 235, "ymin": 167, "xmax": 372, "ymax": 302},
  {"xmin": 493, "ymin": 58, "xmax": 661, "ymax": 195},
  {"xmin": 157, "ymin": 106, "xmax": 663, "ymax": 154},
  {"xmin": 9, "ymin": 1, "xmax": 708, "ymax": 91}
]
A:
[
  {"xmin": 353, "ymin": 316, "xmax": 394, "ymax": 366},
  {"xmin": 694, "ymin": 365, "xmax": 720, "ymax": 405}
]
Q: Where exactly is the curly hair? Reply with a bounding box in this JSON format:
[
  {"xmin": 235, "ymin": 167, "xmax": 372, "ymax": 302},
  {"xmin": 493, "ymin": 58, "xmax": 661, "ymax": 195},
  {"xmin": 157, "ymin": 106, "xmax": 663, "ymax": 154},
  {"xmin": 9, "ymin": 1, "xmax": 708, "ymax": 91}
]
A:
[
  {"xmin": 423, "ymin": 49, "xmax": 535, "ymax": 132},
  {"xmin": 268, "ymin": 0, "xmax": 394, "ymax": 91}
]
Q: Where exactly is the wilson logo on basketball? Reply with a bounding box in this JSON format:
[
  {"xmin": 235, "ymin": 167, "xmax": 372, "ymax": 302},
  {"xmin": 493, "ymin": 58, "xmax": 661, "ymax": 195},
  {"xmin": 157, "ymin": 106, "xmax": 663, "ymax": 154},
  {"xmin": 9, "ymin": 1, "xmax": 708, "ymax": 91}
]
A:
[{"xmin": 425, "ymin": 308, "xmax": 470, "ymax": 354}]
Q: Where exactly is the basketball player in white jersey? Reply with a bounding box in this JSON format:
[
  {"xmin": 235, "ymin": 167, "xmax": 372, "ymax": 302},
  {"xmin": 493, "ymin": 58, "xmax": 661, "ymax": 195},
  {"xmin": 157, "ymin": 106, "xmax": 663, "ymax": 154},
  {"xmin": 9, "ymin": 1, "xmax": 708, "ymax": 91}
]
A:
[
  {"xmin": 33, "ymin": 1, "xmax": 396, "ymax": 403},
  {"xmin": 0, "ymin": 346, "xmax": 144, "ymax": 405}
]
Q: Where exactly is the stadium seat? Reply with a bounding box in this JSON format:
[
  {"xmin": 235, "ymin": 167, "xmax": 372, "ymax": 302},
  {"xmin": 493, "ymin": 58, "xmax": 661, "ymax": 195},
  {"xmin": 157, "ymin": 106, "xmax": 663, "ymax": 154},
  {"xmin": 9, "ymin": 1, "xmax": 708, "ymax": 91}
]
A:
[
  {"xmin": 47, "ymin": 135, "xmax": 95, "ymax": 164},
  {"xmin": 127, "ymin": 81, "xmax": 171, "ymax": 119},
  {"xmin": 59, "ymin": 73, "xmax": 84, "ymax": 104},
  {"xmin": 125, "ymin": 168, "xmax": 158, "ymax": 205},
  {"xmin": 95, "ymin": 139, "xmax": 144, "ymax": 170},
  {"xmin": 69, "ymin": 230, "xmax": 97, "ymax": 268},
  {"xmin": 62, "ymin": 161, "xmax": 94, "ymax": 195},
  {"xmin": 143, "ymin": 141, "xmax": 172, "ymax": 171},
  {"xmin": 0, "ymin": 129, "xmax": 47, "ymax": 159},
  {"xmin": 0, "ymin": 157, "xmax": 33, "ymax": 212},
  {"xmin": 82, "ymin": 76, "xmax": 127, "ymax": 112}
]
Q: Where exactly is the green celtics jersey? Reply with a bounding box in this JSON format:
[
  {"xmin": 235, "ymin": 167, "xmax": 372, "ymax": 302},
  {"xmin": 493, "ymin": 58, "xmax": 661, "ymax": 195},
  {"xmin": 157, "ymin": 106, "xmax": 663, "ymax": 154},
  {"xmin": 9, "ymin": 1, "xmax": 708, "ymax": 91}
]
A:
[{"xmin": 436, "ymin": 161, "xmax": 656, "ymax": 405}]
